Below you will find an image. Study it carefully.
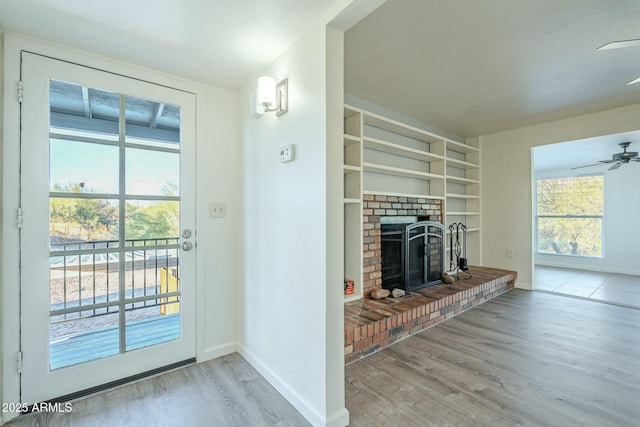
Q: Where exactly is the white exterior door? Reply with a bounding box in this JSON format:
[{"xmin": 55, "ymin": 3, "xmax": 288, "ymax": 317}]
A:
[{"xmin": 20, "ymin": 52, "xmax": 197, "ymax": 403}]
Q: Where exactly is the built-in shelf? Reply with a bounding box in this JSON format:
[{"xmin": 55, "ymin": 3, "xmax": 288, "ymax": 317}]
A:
[
  {"xmin": 446, "ymin": 158, "xmax": 479, "ymax": 170},
  {"xmin": 446, "ymin": 193, "xmax": 480, "ymax": 200},
  {"xmin": 364, "ymin": 162, "xmax": 444, "ymax": 181},
  {"xmin": 363, "ymin": 190, "xmax": 445, "ymax": 200},
  {"xmin": 343, "ymin": 165, "xmax": 361, "ymax": 173},
  {"xmin": 447, "ymin": 139, "xmax": 479, "ymax": 154},
  {"xmin": 342, "ymin": 104, "xmax": 481, "ymax": 302},
  {"xmin": 364, "ymin": 136, "xmax": 445, "ymax": 163},
  {"xmin": 344, "ymin": 134, "xmax": 360, "ymax": 145},
  {"xmin": 446, "ymin": 175, "xmax": 480, "ymax": 185},
  {"xmin": 447, "ymin": 211, "xmax": 480, "ymax": 216}
]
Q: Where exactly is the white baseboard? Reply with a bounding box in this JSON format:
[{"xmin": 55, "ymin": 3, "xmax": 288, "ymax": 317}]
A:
[
  {"xmin": 199, "ymin": 341, "xmax": 237, "ymax": 362},
  {"xmin": 515, "ymin": 281, "xmax": 532, "ymax": 290},
  {"xmin": 535, "ymin": 261, "xmax": 640, "ymax": 276},
  {"xmin": 325, "ymin": 407, "xmax": 350, "ymax": 427},
  {"xmin": 238, "ymin": 344, "xmax": 337, "ymax": 427}
]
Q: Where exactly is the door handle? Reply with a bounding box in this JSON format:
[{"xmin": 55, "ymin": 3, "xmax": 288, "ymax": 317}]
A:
[{"xmin": 182, "ymin": 241, "xmax": 194, "ymax": 251}]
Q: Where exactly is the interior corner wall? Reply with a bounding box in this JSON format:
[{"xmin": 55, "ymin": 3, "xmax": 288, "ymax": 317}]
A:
[
  {"xmin": 239, "ymin": 23, "xmax": 346, "ymax": 427},
  {"xmin": 480, "ymin": 103, "xmax": 640, "ymax": 289},
  {"xmin": 198, "ymin": 84, "xmax": 242, "ymax": 360}
]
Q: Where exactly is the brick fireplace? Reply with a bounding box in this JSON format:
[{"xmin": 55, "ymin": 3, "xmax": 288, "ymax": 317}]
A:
[{"xmin": 362, "ymin": 194, "xmax": 443, "ymax": 297}]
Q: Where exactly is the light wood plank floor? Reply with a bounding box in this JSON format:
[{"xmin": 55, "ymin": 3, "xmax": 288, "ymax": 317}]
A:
[
  {"xmin": 10, "ymin": 289, "xmax": 640, "ymax": 427},
  {"xmin": 7, "ymin": 353, "xmax": 311, "ymax": 427},
  {"xmin": 346, "ymin": 289, "xmax": 640, "ymax": 426}
]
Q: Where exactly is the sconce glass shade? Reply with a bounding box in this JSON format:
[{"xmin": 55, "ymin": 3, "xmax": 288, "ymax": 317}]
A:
[{"xmin": 257, "ymin": 76, "xmax": 276, "ymax": 108}]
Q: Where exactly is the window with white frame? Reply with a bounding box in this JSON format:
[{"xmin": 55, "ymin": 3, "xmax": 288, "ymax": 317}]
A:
[{"xmin": 536, "ymin": 175, "xmax": 604, "ymax": 257}]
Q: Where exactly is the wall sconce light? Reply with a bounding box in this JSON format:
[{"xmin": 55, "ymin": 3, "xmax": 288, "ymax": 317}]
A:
[{"xmin": 256, "ymin": 76, "xmax": 288, "ymax": 117}]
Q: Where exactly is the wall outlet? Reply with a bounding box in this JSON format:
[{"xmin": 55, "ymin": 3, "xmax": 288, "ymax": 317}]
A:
[
  {"xmin": 280, "ymin": 144, "xmax": 294, "ymax": 163},
  {"xmin": 209, "ymin": 202, "xmax": 226, "ymax": 218},
  {"xmin": 507, "ymin": 248, "xmax": 515, "ymax": 257}
]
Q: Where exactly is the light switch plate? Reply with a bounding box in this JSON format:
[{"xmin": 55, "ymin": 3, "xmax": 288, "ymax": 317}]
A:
[
  {"xmin": 280, "ymin": 144, "xmax": 294, "ymax": 163},
  {"xmin": 209, "ymin": 202, "xmax": 226, "ymax": 218}
]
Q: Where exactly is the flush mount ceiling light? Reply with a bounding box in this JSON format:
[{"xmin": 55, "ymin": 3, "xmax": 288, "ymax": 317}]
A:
[
  {"xmin": 597, "ymin": 38, "xmax": 640, "ymax": 85},
  {"xmin": 257, "ymin": 76, "xmax": 288, "ymax": 117}
]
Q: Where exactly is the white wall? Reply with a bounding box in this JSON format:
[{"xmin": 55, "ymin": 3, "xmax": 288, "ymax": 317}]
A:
[
  {"xmin": 534, "ymin": 165, "xmax": 640, "ymax": 275},
  {"xmin": 1, "ymin": 33, "xmax": 241, "ymax": 419},
  {"xmin": 0, "ymin": 28, "xmax": 5, "ymax": 425},
  {"xmin": 198, "ymin": 84, "xmax": 242, "ymax": 359},
  {"xmin": 480, "ymin": 103, "xmax": 640, "ymax": 289},
  {"xmin": 239, "ymin": 23, "xmax": 347, "ymax": 427}
]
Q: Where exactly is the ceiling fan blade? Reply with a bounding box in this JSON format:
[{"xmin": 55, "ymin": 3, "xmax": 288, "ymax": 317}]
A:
[
  {"xmin": 571, "ymin": 163, "xmax": 606, "ymax": 170},
  {"xmin": 598, "ymin": 160, "xmax": 616, "ymax": 163},
  {"xmin": 628, "ymin": 75, "xmax": 640, "ymax": 85},
  {"xmin": 608, "ymin": 162, "xmax": 622, "ymax": 171},
  {"xmin": 597, "ymin": 39, "xmax": 640, "ymax": 50}
]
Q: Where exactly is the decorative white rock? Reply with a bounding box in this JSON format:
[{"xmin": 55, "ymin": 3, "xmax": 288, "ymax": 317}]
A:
[{"xmin": 391, "ymin": 288, "xmax": 406, "ymax": 298}]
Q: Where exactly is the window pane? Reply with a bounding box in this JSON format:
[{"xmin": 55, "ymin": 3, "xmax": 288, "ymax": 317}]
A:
[
  {"xmin": 125, "ymin": 95, "xmax": 180, "ymax": 147},
  {"xmin": 50, "ymin": 311, "xmax": 120, "ymax": 370},
  {"xmin": 50, "ymin": 139, "xmax": 119, "ymax": 194},
  {"xmin": 537, "ymin": 176, "xmax": 603, "ymax": 216},
  {"xmin": 125, "ymin": 148, "xmax": 179, "ymax": 196},
  {"xmin": 50, "ymin": 198, "xmax": 118, "ymax": 246},
  {"xmin": 125, "ymin": 200, "xmax": 179, "ymax": 240},
  {"xmin": 50, "ymin": 80, "xmax": 120, "ymax": 141},
  {"xmin": 50, "ymin": 250, "xmax": 121, "ymax": 313},
  {"xmin": 537, "ymin": 217, "xmax": 602, "ymax": 257}
]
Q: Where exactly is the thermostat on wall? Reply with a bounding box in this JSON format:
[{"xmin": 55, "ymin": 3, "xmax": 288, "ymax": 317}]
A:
[{"xmin": 280, "ymin": 144, "xmax": 295, "ymax": 163}]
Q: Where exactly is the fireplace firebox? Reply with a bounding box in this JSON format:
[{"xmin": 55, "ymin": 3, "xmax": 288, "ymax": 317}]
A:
[{"xmin": 381, "ymin": 218, "xmax": 445, "ymax": 292}]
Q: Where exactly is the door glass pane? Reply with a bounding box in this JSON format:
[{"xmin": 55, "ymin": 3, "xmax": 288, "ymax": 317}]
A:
[
  {"xmin": 50, "ymin": 139, "xmax": 119, "ymax": 194},
  {"xmin": 50, "ymin": 250, "xmax": 121, "ymax": 313},
  {"xmin": 123, "ymin": 242, "xmax": 179, "ymax": 301},
  {"xmin": 125, "ymin": 148, "xmax": 179, "ymax": 196},
  {"xmin": 49, "ymin": 198, "xmax": 119, "ymax": 247},
  {"xmin": 50, "ymin": 311, "xmax": 120, "ymax": 370},
  {"xmin": 125, "ymin": 200, "xmax": 179, "ymax": 241},
  {"xmin": 125, "ymin": 96, "xmax": 180, "ymax": 149},
  {"xmin": 48, "ymin": 80, "xmax": 183, "ymax": 370},
  {"xmin": 50, "ymin": 81, "xmax": 119, "ymax": 142},
  {"xmin": 125, "ymin": 302, "xmax": 181, "ymax": 352}
]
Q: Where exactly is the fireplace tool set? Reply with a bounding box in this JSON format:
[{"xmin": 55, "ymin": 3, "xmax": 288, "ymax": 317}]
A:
[{"xmin": 448, "ymin": 223, "xmax": 471, "ymax": 279}]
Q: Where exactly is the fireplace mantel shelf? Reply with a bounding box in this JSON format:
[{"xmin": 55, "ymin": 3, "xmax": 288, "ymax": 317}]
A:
[{"xmin": 344, "ymin": 266, "xmax": 517, "ymax": 364}]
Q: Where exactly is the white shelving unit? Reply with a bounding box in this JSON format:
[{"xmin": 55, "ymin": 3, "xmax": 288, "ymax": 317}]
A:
[
  {"xmin": 342, "ymin": 104, "xmax": 481, "ymax": 301},
  {"xmin": 343, "ymin": 106, "xmax": 364, "ymax": 302}
]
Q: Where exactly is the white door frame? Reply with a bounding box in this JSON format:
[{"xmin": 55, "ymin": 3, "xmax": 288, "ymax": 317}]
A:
[{"xmin": 2, "ymin": 34, "xmax": 208, "ymax": 421}]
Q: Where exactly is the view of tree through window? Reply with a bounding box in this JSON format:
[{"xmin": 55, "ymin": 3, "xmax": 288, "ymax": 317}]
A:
[{"xmin": 536, "ymin": 175, "xmax": 604, "ymax": 257}]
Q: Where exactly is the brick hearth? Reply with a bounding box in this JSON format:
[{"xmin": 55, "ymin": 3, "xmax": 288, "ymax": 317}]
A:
[{"xmin": 344, "ymin": 266, "xmax": 517, "ymax": 364}]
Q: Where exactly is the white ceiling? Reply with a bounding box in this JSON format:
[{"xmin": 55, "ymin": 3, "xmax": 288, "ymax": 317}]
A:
[
  {"xmin": 2, "ymin": 0, "xmax": 640, "ymax": 166},
  {"xmin": 345, "ymin": 0, "xmax": 640, "ymax": 139},
  {"xmin": 533, "ymin": 131, "xmax": 640, "ymax": 172},
  {"xmin": 0, "ymin": 0, "xmax": 342, "ymax": 90}
]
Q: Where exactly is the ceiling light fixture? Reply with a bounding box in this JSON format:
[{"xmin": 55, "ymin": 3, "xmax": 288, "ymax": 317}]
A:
[{"xmin": 256, "ymin": 76, "xmax": 288, "ymax": 117}]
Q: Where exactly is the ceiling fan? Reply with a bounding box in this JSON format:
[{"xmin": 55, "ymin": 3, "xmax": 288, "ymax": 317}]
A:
[
  {"xmin": 598, "ymin": 38, "xmax": 640, "ymax": 85},
  {"xmin": 572, "ymin": 142, "xmax": 640, "ymax": 171}
]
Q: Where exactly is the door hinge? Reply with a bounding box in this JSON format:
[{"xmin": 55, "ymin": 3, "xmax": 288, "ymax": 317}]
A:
[
  {"xmin": 17, "ymin": 351, "xmax": 23, "ymax": 374},
  {"xmin": 17, "ymin": 81, "xmax": 24, "ymax": 103},
  {"xmin": 17, "ymin": 208, "xmax": 23, "ymax": 229}
]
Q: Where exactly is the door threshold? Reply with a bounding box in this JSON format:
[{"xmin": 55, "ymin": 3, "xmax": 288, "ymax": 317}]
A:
[{"xmin": 21, "ymin": 358, "xmax": 196, "ymax": 414}]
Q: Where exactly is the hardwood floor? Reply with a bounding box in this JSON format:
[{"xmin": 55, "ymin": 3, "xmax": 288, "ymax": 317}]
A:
[
  {"xmin": 10, "ymin": 289, "xmax": 640, "ymax": 426},
  {"xmin": 7, "ymin": 353, "xmax": 311, "ymax": 427},
  {"xmin": 346, "ymin": 289, "xmax": 640, "ymax": 426}
]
